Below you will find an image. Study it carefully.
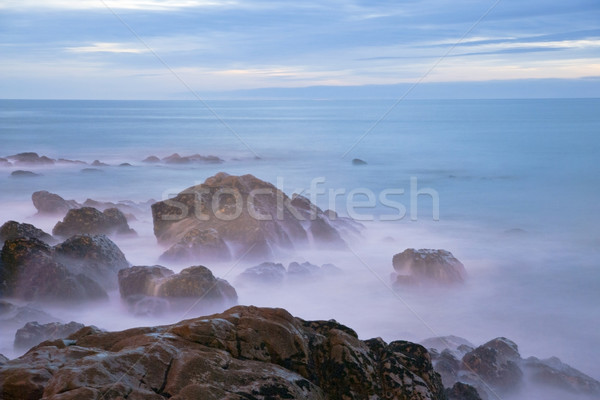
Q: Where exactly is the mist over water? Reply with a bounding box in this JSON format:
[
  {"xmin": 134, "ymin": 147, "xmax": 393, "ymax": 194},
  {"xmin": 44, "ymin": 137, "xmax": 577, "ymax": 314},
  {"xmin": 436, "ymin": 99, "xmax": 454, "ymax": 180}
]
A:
[{"xmin": 1, "ymin": 99, "xmax": 599, "ymax": 397}]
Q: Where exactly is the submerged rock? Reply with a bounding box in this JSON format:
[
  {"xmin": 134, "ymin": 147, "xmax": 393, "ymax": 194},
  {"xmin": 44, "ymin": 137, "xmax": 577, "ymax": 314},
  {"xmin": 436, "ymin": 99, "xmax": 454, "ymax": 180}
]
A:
[
  {"xmin": 0, "ymin": 300, "xmax": 58, "ymax": 331},
  {"xmin": 10, "ymin": 170, "xmax": 40, "ymax": 178},
  {"xmin": 14, "ymin": 321, "xmax": 85, "ymax": 351},
  {"xmin": 0, "ymin": 305, "xmax": 446, "ymax": 400},
  {"xmin": 52, "ymin": 207, "xmax": 136, "ymax": 238},
  {"xmin": 6, "ymin": 152, "xmax": 54, "ymax": 165},
  {"xmin": 152, "ymin": 172, "xmax": 361, "ymax": 261},
  {"xmin": 352, "ymin": 158, "xmax": 368, "ymax": 165},
  {"xmin": 162, "ymin": 153, "xmax": 223, "ymax": 164},
  {"xmin": 392, "ymin": 248, "xmax": 466, "ymax": 285},
  {"xmin": 237, "ymin": 262, "xmax": 287, "ymax": 284},
  {"xmin": 91, "ymin": 160, "xmax": 109, "ymax": 167},
  {"xmin": 237, "ymin": 261, "xmax": 342, "ymax": 286},
  {"xmin": 142, "ymin": 155, "xmax": 160, "ymax": 163},
  {"xmin": 0, "ymin": 221, "xmax": 56, "ymax": 245},
  {"xmin": 523, "ymin": 356, "xmax": 600, "ymax": 396}
]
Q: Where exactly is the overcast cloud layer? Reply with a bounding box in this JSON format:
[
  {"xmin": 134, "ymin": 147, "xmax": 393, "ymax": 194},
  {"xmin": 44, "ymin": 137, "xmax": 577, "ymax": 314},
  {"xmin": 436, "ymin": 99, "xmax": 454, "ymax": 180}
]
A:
[{"xmin": 1, "ymin": 0, "xmax": 599, "ymax": 98}]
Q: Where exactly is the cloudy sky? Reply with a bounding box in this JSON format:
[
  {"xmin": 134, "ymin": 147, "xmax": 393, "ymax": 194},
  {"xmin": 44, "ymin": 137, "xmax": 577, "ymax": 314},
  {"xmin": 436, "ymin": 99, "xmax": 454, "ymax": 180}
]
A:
[{"xmin": 1, "ymin": 0, "xmax": 599, "ymax": 99}]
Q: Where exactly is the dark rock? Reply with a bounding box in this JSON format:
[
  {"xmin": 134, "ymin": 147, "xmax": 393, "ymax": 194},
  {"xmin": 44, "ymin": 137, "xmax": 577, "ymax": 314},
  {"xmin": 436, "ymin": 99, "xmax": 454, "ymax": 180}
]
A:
[
  {"xmin": 0, "ymin": 221, "xmax": 56, "ymax": 245},
  {"xmin": 54, "ymin": 234, "xmax": 129, "ymax": 289},
  {"xmin": 81, "ymin": 168, "xmax": 103, "ymax": 173},
  {"xmin": 392, "ymin": 248, "xmax": 467, "ymax": 285},
  {"xmin": 237, "ymin": 262, "xmax": 287, "ymax": 284},
  {"xmin": 32, "ymin": 190, "xmax": 78, "ymax": 216},
  {"xmin": 160, "ymin": 228, "xmax": 231, "ymax": 263},
  {"xmin": 0, "ymin": 237, "xmax": 108, "ymax": 302},
  {"xmin": 57, "ymin": 158, "xmax": 86, "ymax": 165},
  {"xmin": 152, "ymin": 172, "xmax": 359, "ymax": 261},
  {"xmin": 91, "ymin": 160, "xmax": 109, "ymax": 167},
  {"xmin": 10, "ymin": 170, "xmax": 40, "ymax": 178},
  {"xmin": 118, "ymin": 163, "xmax": 132, "ymax": 167},
  {"xmin": 0, "ymin": 157, "xmax": 11, "ymax": 167},
  {"xmin": 52, "ymin": 207, "xmax": 136, "ymax": 238},
  {"xmin": 523, "ymin": 356, "xmax": 600, "ymax": 396},
  {"xmin": 0, "ymin": 306, "xmax": 446, "ymax": 400},
  {"xmin": 6, "ymin": 152, "xmax": 55, "ymax": 165},
  {"xmin": 162, "ymin": 153, "xmax": 223, "ymax": 164},
  {"xmin": 352, "ymin": 158, "xmax": 367, "ymax": 165},
  {"xmin": 118, "ymin": 265, "xmax": 237, "ymax": 316},
  {"xmin": 462, "ymin": 337, "xmax": 523, "ymax": 392},
  {"xmin": 163, "ymin": 153, "xmax": 190, "ymax": 164},
  {"xmin": 142, "ymin": 155, "xmax": 160, "ymax": 163},
  {"xmin": 0, "ymin": 354, "xmax": 7, "ymax": 365},
  {"xmin": 446, "ymin": 382, "xmax": 483, "ymax": 400},
  {"xmin": 14, "ymin": 321, "xmax": 85, "ymax": 351}
]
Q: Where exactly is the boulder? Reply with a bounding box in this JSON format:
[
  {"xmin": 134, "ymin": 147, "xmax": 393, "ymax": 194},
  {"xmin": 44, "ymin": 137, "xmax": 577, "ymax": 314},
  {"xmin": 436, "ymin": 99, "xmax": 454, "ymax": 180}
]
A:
[
  {"xmin": 0, "ymin": 237, "xmax": 108, "ymax": 302},
  {"xmin": 236, "ymin": 262, "xmax": 287, "ymax": 284},
  {"xmin": 446, "ymin": 382, "xmax": 483, "ymax": 400},
  {"xmin": 0, "ymin": 221, "xmax": 56, "ymax": 245},
  {"xmin": 352, "ymin": 158, "xmax": 367, "ymax": 165},
  {"xmin": 91, "ymin": 160, "xmax": 109, "ymax": 167},
  {"xmin": 392, "ymin": 248, "xmax": 466, "ymax": 285},
  {"xmin": 10, "ymin": 170, "xmax": 40, "ymax": 178},
  {"xmin": 6, "ymin": 152, "xmax": 54, "ymax": 165},
  {"xmin": 52, "ymin": 207, "xmax": 136, "ymax": 238},
  {"xmin": 0, "ymin": 300, "xmax": 58, "ymax": 331},
  {"xmin": 152, "ymin": 172, "xmax": 360, "ymax": 261},
  {"xmin": 523, "ymin": 356, "xmax": 600, "ymax": 396},
  {"xmin": 288, "ymin": 261, "xmax": 322, "ymax": 278},
  {"xmin": 32, "ymin": 190, "xmax": 78, "ymax": 216},
  {"xmin": 14, "ymin": 321, "xmax": 85, "ymax": 351},
  {"xmin": 0, "ymin": 306, "xmax": 446, "ymax": 400},
  {"xmin": 118, "ymin": 265, "xmax": 237, "ymax": 316},
  {"xmin": 54, "ymin": 234, "xmax": 129, "ymax": 289},
  {"xmin": 142, "ymin": 155, "xmax": 160, "ymax": 163},
  {"xmin": 160, "ymin": 228, "xmax": 231, "ymax": 263}
]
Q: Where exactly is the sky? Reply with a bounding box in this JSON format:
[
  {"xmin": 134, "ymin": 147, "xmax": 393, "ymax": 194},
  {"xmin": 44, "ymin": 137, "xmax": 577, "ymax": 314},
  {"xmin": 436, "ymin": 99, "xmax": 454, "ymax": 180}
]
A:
[{"xmin": 0, "ymin": 0, "xmax": 599, "ymax": 99}]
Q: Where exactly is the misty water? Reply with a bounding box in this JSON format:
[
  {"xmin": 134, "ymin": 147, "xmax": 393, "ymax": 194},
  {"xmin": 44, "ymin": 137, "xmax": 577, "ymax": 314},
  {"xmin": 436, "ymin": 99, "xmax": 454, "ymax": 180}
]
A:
[{"xmin": 1, "ymin": 99, "xmax": 599, "ymax": 398}]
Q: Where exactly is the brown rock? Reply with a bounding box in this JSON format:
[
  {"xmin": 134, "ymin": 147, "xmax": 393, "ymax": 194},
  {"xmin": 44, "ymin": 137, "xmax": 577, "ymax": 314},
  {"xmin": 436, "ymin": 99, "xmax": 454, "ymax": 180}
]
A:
[
  {"xmin": 52, "ymin": 207, "xmax": 135, "ymax": 238},
  {"xmin": 160, "ymin": 228, "xmax": 231, "ymax": 263},
  {"xmin": 31, "ymin": 191, "xmax": 78, "ymax": 216},
  {"xmin": 393, "ymin": 248, "xmax": 466, "ymax": 285},
  {"xmin": 14, "ymin": 321, "xmax": 85, "ymax": 351},
  {"xmin": 0, "ymin": 221, "xmax": 56, "ymax": 245}
]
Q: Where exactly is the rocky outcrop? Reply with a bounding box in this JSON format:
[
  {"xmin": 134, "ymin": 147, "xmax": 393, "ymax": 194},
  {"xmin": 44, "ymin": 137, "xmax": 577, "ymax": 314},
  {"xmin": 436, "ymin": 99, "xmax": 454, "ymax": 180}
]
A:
[
  {"xmin": 14, "ymin": 321, "xmax": 85, "ymax": 351},
  {"xmin": 424, "ymin": 336, "xmax": 600, "ymax": 399},
  {"xmin": 152, "ymin": 172, "xmax": 362, "ymax": 261},
  {"xmin": 0, "ymin": 234, "xmax": 128, "ymax": 303},
  {"xmin": 6, "ymin": 152, "xmax": 55, "ymax": 165},
  {"xmin": 160, "ymin": 228, "xmax": 231, "ymax": 264},
  {"xmin": 52, "ymin": 207, "xmax": 135, "ymax": 238},
  {"xmin": 392, "ymin": 248, "xmax": 466, "ymax": 286},
  {"xmin": 0, "ymin": 221, "xmax": 56, "ymax": 245},
  {"xmin": 32, "ymin": 191, "xmax": 79, "ymax": 215},
  {"xmin": 118, "ymin": 265, "xmax": 237, "ymax": 316},
  {"xmin": 162, "ymin": 153, "xmax": 223, "ymax": 164},
  {"xmin": 0, "ymin": 305, "xmax": 446, "ymax": 400}
]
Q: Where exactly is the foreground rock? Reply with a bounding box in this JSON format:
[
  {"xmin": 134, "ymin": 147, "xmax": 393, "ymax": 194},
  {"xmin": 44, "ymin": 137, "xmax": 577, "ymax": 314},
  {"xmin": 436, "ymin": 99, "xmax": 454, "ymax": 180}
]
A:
[
  {"xmin": 52, "ymin": 207, "xmax": 135, "ymax": 238},
  {"xmin": 118, "ymin": 265, "xmax": 237, "ymax": 316},
  {"xmin": 0, "ymin": 221, "xmax": 56, "ymax": 245},
  {"xmin": 392, "ymin": 248, "xmax": 466, "ymax": 286},
  {"xmin": 424, "ymin": 336, "xmax": 600, "ymax": 399},
  {"xmin": 14, "ymin": 321, "xmax": 85, "ymax": 351},
  {"xmin": 152, "ymin": 172, "xmax": 362, "ymax": 261},
  {"xmin": 0, "ymin": 305, "xmax": 446, "ymax": 399},
  {"xmin": 0, "ymin": 234, "xmax": 128, "ymax": 303}
]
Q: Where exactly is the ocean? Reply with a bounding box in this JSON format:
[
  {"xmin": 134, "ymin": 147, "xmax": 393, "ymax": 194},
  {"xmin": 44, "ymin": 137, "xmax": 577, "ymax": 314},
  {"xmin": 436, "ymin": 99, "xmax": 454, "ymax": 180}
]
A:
[{"xmin": 1, "ymin": 98, "xmax": 599, "ymax": 392}]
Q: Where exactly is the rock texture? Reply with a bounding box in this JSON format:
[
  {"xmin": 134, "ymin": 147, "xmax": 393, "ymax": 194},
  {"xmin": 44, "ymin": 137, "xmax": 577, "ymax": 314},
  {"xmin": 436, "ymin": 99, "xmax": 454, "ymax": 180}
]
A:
[
  {"xmin": 32, "ymin": 191, "xmax": 79, "ymax": 215},
  {"xmin": 392, "ymin": 248, "xmax": 466, "ymax": 286},
  {"xmin": 152, "ymin": 172, "xmax": 362, "ymax": 261},
  {"xmin": 52, "ymin": 207, "xmax": 135, "ymax": 238},
  {"xmin": 0, "ymin": 221, "xmax": 56, "ymax": 245},
  {"xmin": 118, "ymin": 265, "xmax": 237, "ymax": 316},
  {"xmin": 0, "ymin": 305, "xmax": 446, "ymax": 400},
  {"xmin": 14, "ymin": 321, "xmax": 85, "ymax": 351},
  {"xmin": 160, "ymin": 228, "xmax": 231, "ymax": 264},
  {"xmin": 0, "ymin": 234, "xmax": 128, "ymax": 303}
]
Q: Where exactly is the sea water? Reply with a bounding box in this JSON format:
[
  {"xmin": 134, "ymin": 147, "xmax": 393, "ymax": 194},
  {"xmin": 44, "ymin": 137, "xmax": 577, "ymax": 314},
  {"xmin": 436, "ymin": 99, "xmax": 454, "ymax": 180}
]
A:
[{"xmin": 1, "ymin": 99, "xmax": 599, "ymax": 390}]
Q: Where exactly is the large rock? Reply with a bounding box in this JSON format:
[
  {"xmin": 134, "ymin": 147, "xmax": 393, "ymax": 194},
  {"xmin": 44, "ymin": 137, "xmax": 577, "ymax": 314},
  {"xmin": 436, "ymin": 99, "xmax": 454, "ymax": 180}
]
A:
[
  {"xmin": 152, "ymin": 172, "xmax": 361, "ymax": 261},
  {"xmin": 118, "ymin": 265, "xmax": 237, "ymax": 316},
  {"xmin": 0, "ymin": 221, "xmax": 56, "ymax": 245},
  {"xmin": 160, "ymin": 228, "xmax": 231, "ymax": 263},
  {"xmin": 523, "ymin": 356, "xmax": 600, "ymax": 396},
  {"xmin": 392, "ymin": 248, "xmax": 466, "ymax": 285},
  {"xmin": 32, "ymin": 191, "xmax": 78, "ymax": 215},
  {"xmin": 14, "ymin": 321, "xmax": 85, "ymax": 351},
  {"xmin": 0, "ymin": 305, "xmax": 446, "ymax": 400},
  {"xmin": 52, "ymin": 207, "xmax": 135, "ymax": 238},
  {"xmin": 6, "ymin": 152, "xmax": 55, "ymax": 165},
  {"xmin": 445, "ymin": 382, "xmax": 482, "ymax": 400}
]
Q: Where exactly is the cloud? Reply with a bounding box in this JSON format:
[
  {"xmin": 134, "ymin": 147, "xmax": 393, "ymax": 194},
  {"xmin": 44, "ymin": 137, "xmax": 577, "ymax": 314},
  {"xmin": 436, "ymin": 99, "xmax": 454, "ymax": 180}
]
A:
[
  {"xmin": 0, "ymin": 0, "xmax": 239, "ymax": 11},
  {"xmin": 66, "ymin": 42, "xmax": 149, "ymax": 54}
]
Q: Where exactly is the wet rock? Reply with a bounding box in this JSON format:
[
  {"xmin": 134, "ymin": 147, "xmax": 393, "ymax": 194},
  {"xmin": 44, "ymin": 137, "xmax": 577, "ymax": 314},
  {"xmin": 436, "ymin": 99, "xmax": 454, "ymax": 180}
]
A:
[
  {"xmin": 10, "ymin": 170, "xmax": 40, "ymax": 178},
  {"xmin": 32, "ymin": 190, "xmax": 78, "ymax": 216},
  {"xmin": 52, "ymin": 207, "xmax": 136, "ymax": 238},
  {"xmin": 0, "ymin": 221, "xmax": 56, "ymax": 245},
  {"xmin": 118, "ymin": 265, "xmax": 174, "ymax": 299},
  {"xmin": 91, "ymin": 160, "xmax": 109, "ymax": 167},
  {"xmin": 0, "ymin": 306, "xmax": 446, "ymax": 400},
  {"xmin": 14, "ymin": 321, "xmax": 85, "ymax": 351},
  {"xmin": 143, "ymin": 155, "xmax": 160, "ymax": 163},
  {"xmin": 0, "ymin": 300, "xmax": 58, "ymax": 331},
  {"xmin": 446, "ymin": 382, "xmax": 483, "ymax": 400},
  {"xmin": 523, "ymin": 356, "xmax": 600, "ymax": 396},
  {"xmin": 0, "ymin": 237, "xmax": 108, "ymax": 302},
  {"xmin": 54, "ymin": 234, "xmax": 129, "ymax": 289},
  {"xmin": 6, "ymin": 152, "xmax": 55, "ymax": 165},
  {"xmin": 157, "ymin": 266, "xmax": 237, "ymax": 303},
  {"xmin": 152, "ymin": 172, "xmax": 360, "ymax": 261},
  {"xmin": 352, "ymin": 158, "xmax": 367, "ymax": 165},
  {"xmin": 237, "ymin": 262, "xmax": 287, "ymax": 284},
  {"xmin": 160, "ymin": 228, "xmax": 231, "ymax": 264},
  {"xmin": 392, "ymin": 248, "xmax": 467, "ymax": 286}
]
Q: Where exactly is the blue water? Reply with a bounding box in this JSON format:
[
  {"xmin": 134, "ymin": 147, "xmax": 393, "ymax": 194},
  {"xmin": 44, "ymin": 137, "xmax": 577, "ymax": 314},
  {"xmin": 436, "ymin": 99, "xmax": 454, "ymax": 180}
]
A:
[{"xmin": 1, "ymin": 99, "xmax": 600, "ymax": 385}]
